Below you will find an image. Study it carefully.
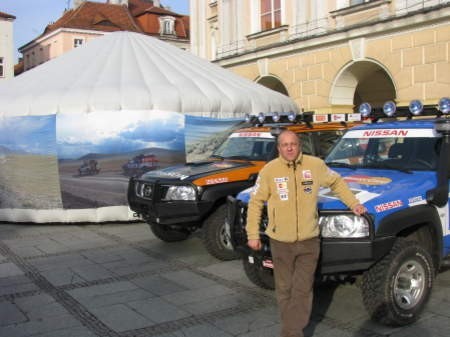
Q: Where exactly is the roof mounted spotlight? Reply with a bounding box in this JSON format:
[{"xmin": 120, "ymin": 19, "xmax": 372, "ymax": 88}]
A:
[
  {"xmin": 383, "ymin": 101, "xmax": 396, "ymax": 117},
  {"xmin": 272, "ymin": 112, "xmax": 280, "ymax": 123},
  {"xmin": 257, "ymin": 112, "xmax": 265, "ymax": 124},
  {"xmin": 287, "ymin": 111, "xmax": 296, "ymax": 122},
  {"xmin": 358, "ymin": 102, "xmax": 372, "ymax": 118},
  {"xmin": 244, "ymin": 113, "xmax": 251, "ymax": 123},
  {"xmin": 438, "ymin": 97, "xmax": 450, "ymax": 115},
  {"xmin": 409, "ymin": 99, "xmax": 423, "ymax": 116}
]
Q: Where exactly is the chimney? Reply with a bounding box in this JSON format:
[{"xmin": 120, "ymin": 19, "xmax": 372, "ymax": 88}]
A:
[
  {"xmin": 153, "ymin": 0, "xmax": 160, "ymax": 7},
  {"xmin": 72, "ymin": 0, "xmax": 85, "ymax": 8},
  {"xmin": 107, "ymin": 0, "xmax": 128, "ymax": 5}
]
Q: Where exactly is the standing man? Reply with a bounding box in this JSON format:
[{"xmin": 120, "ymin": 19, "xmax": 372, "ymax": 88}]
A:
[{"xmin": 246, "ymin": 130, "xmax": 366, "ymax": 337}]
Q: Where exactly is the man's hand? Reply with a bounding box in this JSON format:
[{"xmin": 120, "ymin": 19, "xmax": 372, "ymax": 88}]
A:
[
  {"xmin": 247, "ymin": 239, "xmax": 262, "ymax": 251},
  {"xmin": 352, "ymin": 203, "xmax": 367, "ymax": 216}
]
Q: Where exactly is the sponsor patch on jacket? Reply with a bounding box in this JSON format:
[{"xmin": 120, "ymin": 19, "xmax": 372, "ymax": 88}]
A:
[
  {"xmin": 303, "ymin": 187, "xmax": 312, "ymax": 194},
  {"xmin": 302, "ymin": 181, "xmax": 313, "ymax": 185},
  {"xmin": 375, "ymin": 200, "xmax": 403, "ymax": 213},
  {"xmin": 280, "ymin": 193, "xmax": 289, "ymax": 200},
  {"xmin": 302, "ymin": 170, "xmax": 312, "ymax": 179},
  {"xmin": 274, "ymin": 177, "xmax": 288, "ymax": 183}
]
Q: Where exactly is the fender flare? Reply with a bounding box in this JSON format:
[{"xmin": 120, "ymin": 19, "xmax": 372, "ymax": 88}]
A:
[{"xmin": 376, "ymin": 204, "xmax": 443, "ymax": 261}]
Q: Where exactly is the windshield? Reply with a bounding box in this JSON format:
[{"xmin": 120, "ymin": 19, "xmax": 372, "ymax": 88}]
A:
[
  {"xmin": 326, "ymin": 136, "xmax": 440, "ymax": 171},
  {"xmin": 212, "ymin": 136, "xmax": 275, "ymax": 161}
]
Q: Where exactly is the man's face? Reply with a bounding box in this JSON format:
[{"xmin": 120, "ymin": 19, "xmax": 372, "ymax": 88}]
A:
[{"xmin": 278, "ymin": 131, "xmax": 301, "ymax": 162}]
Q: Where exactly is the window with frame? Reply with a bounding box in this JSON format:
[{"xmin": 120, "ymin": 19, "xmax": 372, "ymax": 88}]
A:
[
  {"xmin": 260, "ymin": 0, "xmax": 281, "ymax": 31},
  {"xmin": 74, "ymin": 38, "xmax": 83, "ymax": 48},
  {"xmin": 0, "ymin": 57, "xmax": 4, "ymax": 77},
  {"xmin": 161, "ymin": 17, "xmax": 175, "ymax": 35}
]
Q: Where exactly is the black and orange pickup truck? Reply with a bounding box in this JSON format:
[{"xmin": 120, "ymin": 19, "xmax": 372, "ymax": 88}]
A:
[{"xmin": 127, "ymin": 112, "xmax": 361, "ymax": 260}]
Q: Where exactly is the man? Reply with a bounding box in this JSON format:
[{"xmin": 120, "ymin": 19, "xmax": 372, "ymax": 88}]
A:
[{"xmin": 246, "ymin": 130, "xmax": 366, "ymax": 337}]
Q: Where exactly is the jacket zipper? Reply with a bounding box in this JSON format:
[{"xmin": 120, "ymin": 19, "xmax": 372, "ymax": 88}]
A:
[{"xmin": 293, "ymin": 162, "xmax": 299, "ymax": 239}]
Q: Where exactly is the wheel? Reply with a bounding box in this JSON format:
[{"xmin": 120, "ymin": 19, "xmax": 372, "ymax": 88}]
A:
[
  {"xmin": 243, "ymin": 255, "xmax": 275, "ymax": 290},
  {"xmin": 360, "ymin": 238, "xmax": 434, "ymax": 326},
  {"xmin": 202, "ymin": 204, "xmax": 240, "ymax": 260},
  {"xmin": 148, "ymin": 222, "xmax": 190, "ymax": 242}
]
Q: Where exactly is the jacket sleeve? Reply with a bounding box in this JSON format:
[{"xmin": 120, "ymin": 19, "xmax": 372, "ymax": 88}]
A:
[
  {"xmin": 246, "ymin": 167, "xmax": 271, "ymax": 240},
  {"xmin": 321, "ymin": 161, "xmax": 360, "ymax": 209}
]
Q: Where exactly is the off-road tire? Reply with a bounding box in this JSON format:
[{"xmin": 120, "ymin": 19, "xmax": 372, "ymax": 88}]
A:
[
  {"xmin": 243, "ymin": 255, "xmax": 275, "ymax": 290},
  {"xmin": 149, "ymin": 222, "xmax": 190, "ymax": 242},
  {"xmin": 202, "ymin": 204, "xmax": 240, "ymax": 260},
  {"xmin": 360, "ymin": 238, "xmax": 434, "ymax": 326}
]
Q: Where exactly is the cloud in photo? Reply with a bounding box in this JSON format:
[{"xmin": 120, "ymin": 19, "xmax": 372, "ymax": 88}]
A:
[
  {"xmin": 0, "ymin": 115, "xmax": 56, "ymax": 155},
  {"xmin": 57, "ymin": 111, "xmax": 184, "ymax": 159}
]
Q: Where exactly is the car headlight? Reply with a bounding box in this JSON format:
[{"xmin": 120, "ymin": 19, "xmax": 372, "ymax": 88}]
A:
[
  {"xmin": 319, "ymin": 214, "xmax": 369, "ymax": 238},
  {"xmin": 163, "ymin": 185, "xmax": 196, "ymax": 201}
]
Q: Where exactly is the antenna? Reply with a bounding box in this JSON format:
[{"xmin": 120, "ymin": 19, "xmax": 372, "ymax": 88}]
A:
[{"xmin": 66, "ymin": 0, "xmax": 71, "ymax": 9}]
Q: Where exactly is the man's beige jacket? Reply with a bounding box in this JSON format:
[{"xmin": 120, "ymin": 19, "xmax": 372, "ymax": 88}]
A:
[{"xmin": 246, "ymin": 153, "xmax": 360, "ymax": 242}]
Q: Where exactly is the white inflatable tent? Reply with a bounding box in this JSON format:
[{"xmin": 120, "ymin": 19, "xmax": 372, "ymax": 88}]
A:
[{"xmin": 0, "ymin": 31, "xmax": 298, "ymax": 223}]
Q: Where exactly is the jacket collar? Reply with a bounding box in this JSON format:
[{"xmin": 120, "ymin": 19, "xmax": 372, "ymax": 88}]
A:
[{"xmin": 279, "ymin": 152, "xmax": 303, "ymax": 167}]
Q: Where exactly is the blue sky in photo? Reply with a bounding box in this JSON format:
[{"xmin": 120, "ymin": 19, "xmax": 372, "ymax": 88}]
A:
[
  {"xmin": 57, "ymin": 111, "xmax": 185, "ymax": 159},
  {"xmin": 0, "ymin": 115, "xmax": 56, "ymax": 156},
  {"xmin": 185, "ymin": 116, "xmax": 243, "ymax": 145}
]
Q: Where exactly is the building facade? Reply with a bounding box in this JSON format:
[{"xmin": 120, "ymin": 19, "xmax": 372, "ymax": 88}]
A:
[
  {"xmin": 18, "ymin": 0, "xmax": 189, "ymax": 72},
  {"xmin": 191, "ymin": 0, "xmax": 450, "ymax": 114},
  {"xmin": 0, "ymin": 11, "xmax": 15, "ymax": 80}
]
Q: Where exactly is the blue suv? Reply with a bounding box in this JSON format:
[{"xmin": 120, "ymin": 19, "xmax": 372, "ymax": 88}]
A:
[{"xmin": 227, "ymin": 99, "xmax": 450, "ymax": 326}]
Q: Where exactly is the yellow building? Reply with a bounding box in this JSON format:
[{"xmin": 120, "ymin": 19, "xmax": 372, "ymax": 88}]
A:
[{"xmin": 190, "ymin": 0, "xmax": 450, "ymax": 114}]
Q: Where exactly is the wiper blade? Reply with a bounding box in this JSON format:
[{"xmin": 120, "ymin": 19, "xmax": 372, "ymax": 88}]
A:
[
  {"xmin": 326, "ymin": 161, "xmax": 357, "ymax": 170},
  {"xmin": 209, "ymin": 154, "xmax": 224, "ymax": 160},
  {"xmin": 224, "ymin": 155, "xmax": 252, "ymax": 161}
]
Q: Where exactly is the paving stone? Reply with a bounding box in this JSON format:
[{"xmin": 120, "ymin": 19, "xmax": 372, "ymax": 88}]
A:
[
  {"xmin": 128, "ymin": 297, "xmax": 191, "ymax": 323},
  {"xmin": 0, "ymin": 301, "xmax": 27, "ymax": 326},
  {"xmin": 0, "ymin": 262, "xmax": 24, "ymax": 277},
  {"xmin": 0, "ymin": 275, "xmax": 38, "ymax": 296},
  {"xmin": 89, "ymin": 303, "xmax": 152, "ymax": 332},
  {"xmin": 162, "ymin": 284, "xmax": 235, "ymax": 306},
  {"xmin": 67, "ymin": 280, "xmax": 139, "ymax": 299},
  {"xmin": 76, "ymin": 288, "xmax": 155, "ymax": 309},
  {"xmin": 212, "ymin": 307, "xmax": 279, "ymax": 336},
  {"xmin": 39, "ymin": 268, "xmax": 86, "ymax": 286},
  {"xmin": 27, "ymin": 326, "xmax": 98, "ymax": 337},
  {"xmin": 131, "ymin": 274, "xmax": 188, "ymax": 296},
  {"xmin": 171, "ymin": 323, "xmax": 233, "ymax": 337},
  {"xmin": 0, "ymin": 313, "xmax": 81, "ymax": 337},
  {"xmin": 160, "ymin": 269, "xmax": 218, "ymax": 290}
]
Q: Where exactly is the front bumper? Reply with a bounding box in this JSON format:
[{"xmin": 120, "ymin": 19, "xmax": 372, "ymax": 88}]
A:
[
  {"xmin": 227, "ymin": 195, "xmax": 396, "ymax": 275},
  {"xmin": 127, "ymin": 178, "xmax": 214, "ymax": 226}
]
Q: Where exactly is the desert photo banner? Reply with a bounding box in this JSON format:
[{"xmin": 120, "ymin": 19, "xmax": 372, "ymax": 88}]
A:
[{"xmin": 0, "ymin": 112, "xmax": 244, "ymax": 212}]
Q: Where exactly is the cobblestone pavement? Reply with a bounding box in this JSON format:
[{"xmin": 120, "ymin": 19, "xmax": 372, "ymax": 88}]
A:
[{"xmin": 0, "ymin": 222, "xmax": 449, "ymax": 337}]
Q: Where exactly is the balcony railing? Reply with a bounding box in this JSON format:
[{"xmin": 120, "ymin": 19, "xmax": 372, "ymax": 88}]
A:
[{"xmin": 215, "ymin": 0, "xmax": 449, "ymax": 59}]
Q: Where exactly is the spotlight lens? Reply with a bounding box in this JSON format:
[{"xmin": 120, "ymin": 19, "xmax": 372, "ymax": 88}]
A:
[
  {"xmin": 358, "ymin": 103, "xmax": 372, "ymax": 117},
  {"xmin": 257, "ymin": 112, "xmax": 265, "ymax": 123},
  {"xmin": 409, "ymin": 100, "xmax": 423, "ymax": 116},
  {"xmin": 272, "ymin": 112, "xmax": 280, "ymax": 122},
  {"xmin": 245, "ymin": 114, "xmax": 251, "ymax": 123},
  {"xmin": 287, "ymin": 112, "xmax": 296, "ymax": 122},
  {"xmin": 383, "ymin": 101, "xmax": 396, "ymax": 117},
  {"xmin": 438, "ymin": 97, "xmax": 450, "ymax": 114}
]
